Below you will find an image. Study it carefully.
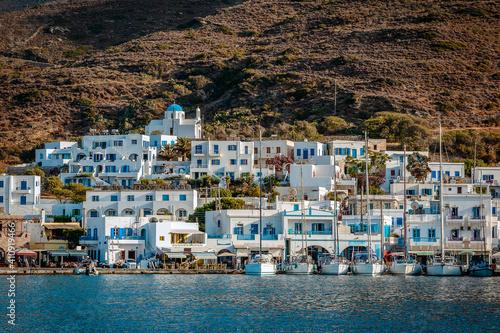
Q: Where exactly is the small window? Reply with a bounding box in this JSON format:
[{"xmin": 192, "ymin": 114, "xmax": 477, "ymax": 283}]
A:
[
  {"xmin": 240, "ymin": 159, "xmax": 248, "ymax": 165},
  {"xmin": 159, "ymin": 236, "xmax": 165, "ymax": 241},
  {"xmin": 245, "ymin": 146, "xmax": 249, "ymax": 154},
  {"xmin": 0, "ymin": 196, "xmax": 3, "ymax": 203},
  {"xmin": 254, "ymin": 148, "xmax": 258, "ymax": 154},
  {"xmin": 230, "ymin": 159, "xmax": 237, "ymax": 165},
  {"xmin": 228, "ymin": 145, "xmax": 237, "ymax": 151},
  {"xmin": 131, "ymin": 140, "xmax": 137, "ymax": 145},
  {"xmin": 297, "ymin": 149, "xmax": 301, "ymax": 156},
  {"xmin": 111, "ymin": 195, "xmax": 118, "ymax": 202},
  {"xmin": 162, "ymin": 195, "xmax": 169, "ymax": 201},
  {"xmin": 211, "ymin": 159, "xmax": 220, "ymax": 165},
  {"xmin": 92, "ymin": 196, "xmax": 99, "ymax": 202},
  {"xmin": 0, "ymin": 181, "xmax": 3, "ymax": 187},
  {"xmin": 146, "ymin": 195, "xmax": 153, "ymax": 201},
  {"xmin": 267, "ymin": 147, "xmax": 271, "ymax": 153},
  {"xmin": 276, "ymin": 147, "xmax": 281, "ymax": 153},
  {"xmin": 90, "ymin": 211, "xmax": 99, "ymax": 217},
  {"xmin": 179, "ymin": 195, "xmax": 186, "ymax": 201},
  {"xmin": 127, "ymin": 195, "xmax": 134, "ymax": 202}
]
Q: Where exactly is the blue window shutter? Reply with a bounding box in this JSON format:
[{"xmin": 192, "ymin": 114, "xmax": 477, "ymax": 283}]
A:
[
  {"xmin": 431, "ymin": 171, "xmax": 436, "ymax": 178},
  {"xmin": 110, "ymin": 228, "xmax": 114, "ymax": 237}
]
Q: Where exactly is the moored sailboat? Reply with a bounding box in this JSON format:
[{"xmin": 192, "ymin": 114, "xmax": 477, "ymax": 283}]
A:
[
  {"xmin": 245, "ymin": 131, "xmax": 276, "ymax": 276},
  {"xmin": 321, "ymin": 149, "xmax": 348, "ymax": 275},
  {"xmin": 351, "ymin": 132, "xmax": 385, "ymax": 276},
  {"xmin": 388, "ymin": 144, "xmax": 422, "ymax": 276},
  {"xmin": 426, "ymin": 124, "xmax": 461, "ymax": 276}
]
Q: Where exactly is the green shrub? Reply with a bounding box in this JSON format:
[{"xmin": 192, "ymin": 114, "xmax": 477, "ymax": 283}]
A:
[
  {"xmin": 13, "ymin": 90, "xmax": 50, "ymax": 103},
  {"xmin": 63, "ymin": 45, "xmax": 93, "ymax": 59},
  {"xmin": 332, "ymin": 54, "xmax": 358, "ymax": 66},
  {"xmin": 421, "ymin": 12, "xmax": 450, "ymax": 22},
  {"xmin": 215, "ymin": 25, "xmax": 235, "ymax": 35},
  {"xmin": 432, "ymin": 40, "xmax": 466, "ymax": 52},
  {"xmin": 156, "ymin": 44, "xmax": 173, "ymax": 50},
  {"xmin": 241, "ymin": 30, "xmax": 262, "ymax": 37},
  {"xmin": 72, "ymin": 97, "xmax": 96, "ymax": 107},
  {"xmin": 276, "ymin": 54, "xmax": 298, "ymax": 65}
]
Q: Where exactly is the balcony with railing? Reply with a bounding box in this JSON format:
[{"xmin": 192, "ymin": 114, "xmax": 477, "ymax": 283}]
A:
[
  {"xmin": 470, "ymin": 237, "xmax": 485, "ymax": 242},
  {"xmin": 192, "ymin": 164, "xmax": 208, "ymax": 169},
  {"xmin": 79, "ymin": 235, "xmax": 98, "ymax": 244},
  {"xmin": 447, "ymin": 237, "xmax": 463, "ymax": 242},
  {"xmin": 14, "ymin": 186, "xmax": 32, "ymax": 193},
  {"xmin": 193, "ymin": 149, "xmax": 205, "ymax": 156},
  {"xmin": 207, "ymin": 234, "xmax": 231, "ymax": 239},
  {"xmin": 261, "ymin": 234, "xmax": 279, "ymax": 240},
  {"xmin": 105, "ymin": 235, "xmax": 145, "ymax": 244},
  {"xmin": 236, "ymin": 234, "xmax": 255, "ymax": 240},
  {"xmin": 448, "ymin": 215, "xmax": 463, "ymax": 220},
  {"xmin": 469, "ymin": 215, "xmax": 485, "ymax": 220},
  {"xmin": 409, "ymin": 237, "xmax": 438, "ymax": 243}
]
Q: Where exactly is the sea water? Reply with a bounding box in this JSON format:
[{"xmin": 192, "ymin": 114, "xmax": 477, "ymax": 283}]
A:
[{"xmin": 1, "ymin": 274, "xmax": 499, "ymax": 332}]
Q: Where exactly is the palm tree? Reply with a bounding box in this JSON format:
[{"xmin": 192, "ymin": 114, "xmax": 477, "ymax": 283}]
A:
[
  {"xmin": 158, "ymin": 144, "xmax": 176, "ymax": 161},
  {"xmin": 173, "ymin": 138, "xmax": 191, "ymax": 161}
]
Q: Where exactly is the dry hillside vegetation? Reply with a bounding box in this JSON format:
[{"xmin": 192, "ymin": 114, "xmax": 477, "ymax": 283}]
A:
[{"xmin": 0, "ymin": 0, "xmax": 499, "ymax": 167}]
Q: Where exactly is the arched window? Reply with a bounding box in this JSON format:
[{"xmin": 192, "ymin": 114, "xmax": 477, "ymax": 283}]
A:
[
  {"xmin": 177, "ymin": 209, "xmax": 187, "ymax": 218},
  {"xmin": 104, "ymin": 209, "xmax": 117, "ymax": 217},
  {"xmin": 122, "ymin": 209, "xmax": 135, "ymax": 216}
]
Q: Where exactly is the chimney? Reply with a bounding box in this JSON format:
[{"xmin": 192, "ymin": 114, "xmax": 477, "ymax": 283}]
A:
[
  {"xmin": 41, "ymin": 209, "xmax": 46, "ymax": 223},
  {"xmin": 196, "ymin": 107, "xmax": 201, "ymax": 120},
  {"xmin": 139, "ymin": 209, "xmax": 144, "ymax": 217}
]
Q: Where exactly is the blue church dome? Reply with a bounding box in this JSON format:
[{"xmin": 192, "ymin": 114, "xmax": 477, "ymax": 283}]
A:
[{"xmin": 167, "ymin": 104, "xmax": 183, "ymax": 111}]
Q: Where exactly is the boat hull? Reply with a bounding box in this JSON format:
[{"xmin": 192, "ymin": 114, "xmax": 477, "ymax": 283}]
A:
[
  {"xmin": 285, "ymin": 262, "xmax": 314, "ymax": 275},
  {"xmin": 245, "ymin": 263, "xmax": 276, "ymax": 276},
  {"xmin": 388, "ymin": 263, "xmax": 422, "ymax": 276},
  {"xmin": 469, "ymin": 267, "xmax": 493, "ymax": 277},
  {"xmin": 321, "ymin": 263, "xmax": 349, "ymax": 275},
  {"xmin": 351, "ymin": 263, "xmax": 385, "ymax": 276},
  {"xmin": 426, "ymin": 264, "xmax": 462, "ymax": 276}
]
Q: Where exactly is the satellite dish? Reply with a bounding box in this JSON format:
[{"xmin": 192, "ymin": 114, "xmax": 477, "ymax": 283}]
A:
[
  {"xmin": 443, "ymin": 174, "xmax": 450, "ymax": 182},
  {"xmin": 288, "ymin": 188, "xmax": 297, "ymax": 199},
  {"xmin": 71, "ymin": 217, "xmax": 76, "ymax": 222},
  {"xmin": 411, "ymin": 202, "xmax": 419, "ymax": 211}
]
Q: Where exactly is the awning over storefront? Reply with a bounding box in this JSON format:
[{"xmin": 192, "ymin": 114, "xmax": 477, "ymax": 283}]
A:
[
  {"xmin": 217, "ymin": 253, "xmax": 236, "ymax": 257},
  {"xmin": 409, "ymin": 251, "xmax": 434, "ymax": 256},
  {"xmin": 192, "ymin": 253, "xmax": 217, "ymax": 260},
  {"xmin": 459, "ymin": 250, "xmax": 476, "ymax": 255},
  {"xmin": 164, "ymin": 253, "xmax": 187, "ymax": 259},
  {"xmin": 68, "ymin": 250, "xmax": 88, "ymax": 257},
  {"xmin": 42, "ymin": 223, "xmax": 81, "ymax": 230},
  {"xmin": 236, "ymin": 248, "xmax": 249, "ymax": 257},
  {"xmin": 492, "ymin": 252, "xmax": 500, "ymax": 258},
  {"xmin": 170, "ymin": 229, "xmax": 204, "ymax": 234},
  {"xmin": 49, "ymin": 251, "xmax": 70, "ymax": 257}
]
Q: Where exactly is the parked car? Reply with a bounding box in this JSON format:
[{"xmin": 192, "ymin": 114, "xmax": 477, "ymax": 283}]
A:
[
  {"xmin": 124, "ymin": 259, "xmax": 137, "ymax": 269},
  {"xmin": 97, "ymin": 261, "xmax": 110, "ymax": 268}
]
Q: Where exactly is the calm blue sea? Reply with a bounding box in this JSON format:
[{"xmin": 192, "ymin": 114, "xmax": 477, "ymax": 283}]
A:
[{"xmin": 1, "ymin": 274, "xmax": 499, "ymax": 332}]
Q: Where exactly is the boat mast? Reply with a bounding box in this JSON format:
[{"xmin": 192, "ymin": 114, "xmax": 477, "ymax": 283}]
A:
[
  {"xmin": 259, "ymin": 130, "xmax": 263, "ymax": 256},
  {"xmin": 365, "ymin": 131, "xmax": 372, "ymax": 261},
  {"xmin": 403, "ymin": 144, "xmax": 407, "ymax": 260},
  {"xmin": 301, "ymin": 163, "xmax": 307, "ymax": 258},
  {"xmin": 439, "ymin": 123, "xmax": 445, "ymax": 262},
  {"xmin": 333, "ymin": 147, "xmax": 338, "ymax": 260},
  {"xmin": 480, "ymin": 170, "xmax": 485, "ymax": 261}
]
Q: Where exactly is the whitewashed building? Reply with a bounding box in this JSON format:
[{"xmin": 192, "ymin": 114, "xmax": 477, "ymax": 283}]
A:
[
  {"xmin": 60, "ymin": 133, "xmax": 156, "ymax": 188},
  {"xmin": 35, "ymin": 141, "xmax": 78, "ymax": 167},
  {"xmin": 145, "ymin": 104, "xmax": 202, "ymax": 139},
  {"xmin": 0, "ymin": 175, "xmax": 41, "ymax": 216},
  {"xmin": 83, "ymin": 187, "xmax": 197, "ymax": 219}
]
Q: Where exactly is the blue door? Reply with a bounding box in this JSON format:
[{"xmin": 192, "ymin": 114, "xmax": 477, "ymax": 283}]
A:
[
  {"xmin": 303, "ymin": 149, "xmax": 309, "ymax": 159},
  {"xmin": 352, "ymin": 149, "xmax": 357, "ymax": 158},
  {"xmin": 20, "ymin": 196, "xmax": 26, "ymax": 205},
  {"xmin": 21, "ymin": 181, "xmax": 27, "ymax": 190}
]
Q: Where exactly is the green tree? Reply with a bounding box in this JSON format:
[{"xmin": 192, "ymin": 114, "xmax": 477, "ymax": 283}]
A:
[
  {"xmin": 158, "ymin": 144, "xmax": 176, "ymax": 160},
  {"xmin": 361, "ymin": 112, "xmax": 430, "ymax": 149},
  {"xmin": 407, "ymin": 152, "xmax": 431, "ymax": 182},
  {"xmin": 318, "ymin": 116, "xmax": 348, "ymax": 135},
  {"xmin": 24, "ymin": 167, "xmax": 45, "ymax": 180},
  {"xmin": 173, "ymin": 138, "xmax": 191, "ymax": 161},
  {"xmin": 462, "ymin": 158, "xmax": 488, "ymax": 177},
  {"xmin": 188, "ymin": 198, "xmax": 245, "ymax": 231},
  {"xmin": 62, "ymin": 229, "xmax": 84, "ymax": 249},
  {"xmin": 45, "ymin": 175, "xmax": 63, "ymax": 194}
]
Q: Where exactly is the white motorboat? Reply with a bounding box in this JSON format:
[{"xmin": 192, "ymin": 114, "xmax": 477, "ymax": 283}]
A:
[
  {"xmin": 74, "ymin": 259, "xmax": 99, "ymax": 276},
  {"xmin": 387, "ymin": 254, "xmax": 422, "ymax": 275},
  {"xmin": 320, "ymin": 255, "xmax": 349, "ymax": 275},
  {"xmin": 285, "ymin": 255, "xmax": 315, "ymax": 275},
  {"xmin": 245, "ymin": 254, "xmax": 276, "ymax": 276}
]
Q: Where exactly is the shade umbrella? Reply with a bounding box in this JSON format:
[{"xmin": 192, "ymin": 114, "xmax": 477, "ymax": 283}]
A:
[{"xmin": 16, "ymin": 248, "xmax": 37, "ymax": 256}]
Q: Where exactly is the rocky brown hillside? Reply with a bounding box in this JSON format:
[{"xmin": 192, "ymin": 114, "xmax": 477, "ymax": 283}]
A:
[{"xmin": 0, "ymin": 0, "xmax": 499, "ymax": 167}]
